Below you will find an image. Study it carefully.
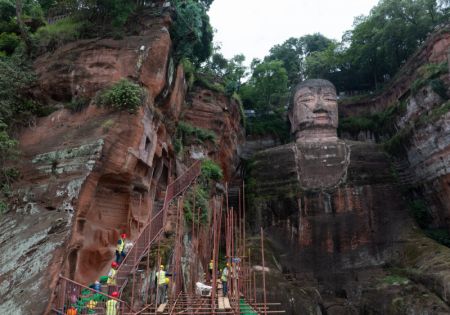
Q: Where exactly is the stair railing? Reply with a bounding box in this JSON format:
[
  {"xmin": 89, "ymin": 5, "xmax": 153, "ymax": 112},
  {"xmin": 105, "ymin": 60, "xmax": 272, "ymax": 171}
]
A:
[
  {"xmin": 115, "ymin": 160, "xmax": 202, "ymax": 294},
  {"xmin": 52, "ymin": 160, "xmax": 202, "ymax": 313}
]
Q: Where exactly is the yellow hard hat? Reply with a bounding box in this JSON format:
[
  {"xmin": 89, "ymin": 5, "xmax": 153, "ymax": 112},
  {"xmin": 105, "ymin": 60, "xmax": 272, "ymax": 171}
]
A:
[
  {"xmin": 87, "ymin": 300, "xmax": 97, "ymax": 309},
  {"xmin": 160, "ymin": 265, "xmax": 164, "ymax": 269},
  {"xmin": 165, "ymin": 277, "xmax": 170, "ymax": 284}
]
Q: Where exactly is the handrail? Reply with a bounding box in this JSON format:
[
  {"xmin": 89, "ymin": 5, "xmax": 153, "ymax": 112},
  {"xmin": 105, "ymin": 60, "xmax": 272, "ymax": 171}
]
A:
[
  {"xmin": 59, "ymin": 276, "xmax": 131, "ymax": 307},
  {"xmin": 52, "ymin": 160, "xmax": 202, "ymax": 313},
  {"xmin": 115, "ymin": 160, "xmax": 202, "ymax": 293},
  {"xmin": 52, "ymin": 275, "xmax": 133, "ymax": 314}
]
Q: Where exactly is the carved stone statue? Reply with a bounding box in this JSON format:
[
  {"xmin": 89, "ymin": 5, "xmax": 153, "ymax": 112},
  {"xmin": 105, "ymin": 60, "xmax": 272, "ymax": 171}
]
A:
[{"xmin": 289, "ymin": 79, "xmax": 338, "ymax": 143}]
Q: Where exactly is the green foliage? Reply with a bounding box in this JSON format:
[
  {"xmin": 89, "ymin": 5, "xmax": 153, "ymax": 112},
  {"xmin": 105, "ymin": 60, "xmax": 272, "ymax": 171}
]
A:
[
  {"xmin": 201, "ymin": 52, "xmax": 247, "ymax": 96},
  {"xmin": 171, "ymin": 0, "xmax": 213, "ymax": 64},
  {"xmin": 382, "ymin": 274, "xmax": 409, "ymax": 285},
  {"xmin": 66, "ymin": 97, "xmax": 88, "ymax": 112},
  {"xmin": 0, "ymin": 32, "xmax": 20, "ymax": 54},
  {"xmin": 181, "ymin": 57, "xmax": 196, "ymax": 89},
  {"xmin": 0, "ymin": 200, "xmax": 7, "ymax": 214},
  {"xmin": 243, "ymin": 60, "xmax": 289, "ymax": 111},
  {"xmin": 383, "ymin": 125, "xmax": 414, "ymax": 156},
  {"xmin": 408, "ymin": 199, "xmax": 432, "ymax": 228},
  {"xmin": 0, "ymin": 54, "xmax": 40, "ymax": 128},
  {"xmin": 416, "ymin": 100, "xmax": 450, "ymax": 127},
  {"xmin": 430, "ymin": 79, "xmax": 449, "ymax": 100},
  {"xmin": 33, "ymin": 17, "xmax": 89, "ymax": 51},
  {"xmin": 97, "ymin": 79, "xmax": 145, "ymax": 112},
  {"xmin": 183, "ymin": 184, "xmax": 209, "ymax": 224},
  {"xmin": 425, "ymin": 229, "xmax": 450, "ymax": 247},
  {"xmin": 338, "ymin": 101, "xmax": 406, "ymax": 137},
  {"xmin": 411, "ymin": 62, "xmax": 449, "ymax": 95},
  {"xmin": 201, "ymin": 159, "xmax": 223, "ymax": 181},
  {"xmin": 176, "ymin": 121, "xmax": 217, "ymax": 145},
  {"xmin": 194, "ymin": 74, "xmax": 225, "ymax": 93},
  {"xmin": 246, "ymin": 113, "xmax": 290, "ymax": 142}
]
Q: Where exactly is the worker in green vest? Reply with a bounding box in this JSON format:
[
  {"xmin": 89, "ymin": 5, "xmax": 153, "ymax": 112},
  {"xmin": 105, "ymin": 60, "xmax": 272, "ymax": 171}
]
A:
[{"xmin": 106, "ymin": 291, "xmax": 119, "ymax": 315}]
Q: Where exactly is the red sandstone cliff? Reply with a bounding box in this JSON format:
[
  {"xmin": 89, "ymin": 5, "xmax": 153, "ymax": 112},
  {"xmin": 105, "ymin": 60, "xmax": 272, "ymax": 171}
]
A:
[{"xmin": 0, "ymin": 10, "xmax": 243, "ymax": 314}]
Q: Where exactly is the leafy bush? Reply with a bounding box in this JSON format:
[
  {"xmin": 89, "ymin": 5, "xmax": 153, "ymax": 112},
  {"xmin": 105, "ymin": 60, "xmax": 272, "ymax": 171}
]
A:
[
  {"xmin": 201, "ymin": 159, "xmax": 223, "ymax": 181},
  {"xmin": 171, "ymin": 0, "xmax": 213, "ymax": 64},
  {"xmin": 408, "ymin": 199, "xmax": 432, "ymax": 228},
  {"xmin": 176, "ymin": 121, "xmax": 217, "ymax": 145},
  {"xmin": 181, "ymin": 58, "xmax": 195, "ymax": 89},
  {"xmin": 0, "ymin": 54, "xmax": 40, "ymax": 128},
  {"xmin": 430, "ymin": 79, "xmax": 448, "ymax": 100},
  {"xmin": 246, "ymin": 112, "xmax": 290, "ymax": 142},
  {"xmin": 97, "ymin": 79, "xmax": 145, "ymax": 112},
  {"xmin": 425, "ymin": 229, "xmax": 450, "ymax": 248},
  {"xmin": 33, "ymin": 18, "xmax": 89, "ymax": 51},
  {"xmin": 183, "ymin": 185, "xmax": 209, "ymax": 224},
  {"xmin": 66, "ymin": 97, "xmax": 89, "ymax": 112},
  {"xmin": 0, "ymin": 32, "xmax": 20, "ymax": 54},
  {"xmin": 194, "ymin": 74, "xmax": 225, "ymax": 93},
  {"xmin": 411, "ymin": 62, "xmax": 449, "ymax": 95}
]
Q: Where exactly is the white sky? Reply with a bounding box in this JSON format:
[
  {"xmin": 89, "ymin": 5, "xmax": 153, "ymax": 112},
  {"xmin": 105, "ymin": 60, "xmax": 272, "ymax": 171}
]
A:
[{"xmin": 208, "ymin": 0, "xmax": 380, "ymax": 64}]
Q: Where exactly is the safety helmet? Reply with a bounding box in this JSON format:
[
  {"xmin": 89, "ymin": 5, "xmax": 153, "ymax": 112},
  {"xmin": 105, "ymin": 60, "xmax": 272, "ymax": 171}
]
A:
[
  {"xmin": 165, "ymin": 277, "xmax": 170, "ymax": 284},
  {"xmin": 226, "ymin": 262, "xmax": 230, "ymax": 267},
  {"xmin": 87, "ymin": 300, "xmax": 97, "ymax": 309},
  {"xmin": 111, "ymin": 261, "xmax": 119, "ymax": 268},
  {"xmin": 111, "ymin": 291, "xmax": 119, "ymax": 298},
  {"xmin": 160, "ymin": 265, "xmax": 164, "ymax": 269},
  {"xmin": 121, "ymin": 233, "xmax": 127, "ymax": 239}
]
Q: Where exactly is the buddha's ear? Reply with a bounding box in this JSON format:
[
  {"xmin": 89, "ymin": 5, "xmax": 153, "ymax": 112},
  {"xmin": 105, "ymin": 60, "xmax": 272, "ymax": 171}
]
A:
[{"xmin": 288, "ymin": 109, "xmax": 295, "ymax": 134}]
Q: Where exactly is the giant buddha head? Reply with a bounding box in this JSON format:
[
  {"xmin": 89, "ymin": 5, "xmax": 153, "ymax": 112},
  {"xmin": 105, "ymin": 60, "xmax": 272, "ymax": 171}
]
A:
[{"xmin": 289, "ymin": 79, "xmax": 338, "ymax": 142}]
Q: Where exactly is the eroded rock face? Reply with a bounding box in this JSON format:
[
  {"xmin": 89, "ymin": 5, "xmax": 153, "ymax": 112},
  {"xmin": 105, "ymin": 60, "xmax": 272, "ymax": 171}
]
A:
[
  {"xmin": 339, "ymin": 26, "xmax": 450, "ymax": 118},
  {"xmin": 181, "ymin": 87, "xmax": 244, "ymax": 181},
  {"xmin": 248, "ymin": 69, "xmax": 450, "ymax": 312},
  {"xmin": 0, "ymin": 12, "xmax": 178, "ymax": 312},
  {"xmin": 34, "ymin": 15, "xmax": 172, "ymax": 102}
]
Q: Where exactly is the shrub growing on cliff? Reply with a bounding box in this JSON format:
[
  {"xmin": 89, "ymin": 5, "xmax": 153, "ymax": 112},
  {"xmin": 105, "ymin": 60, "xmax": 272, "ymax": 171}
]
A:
[
  {"xmin": 201, "ymin": 159, "xmax": 223, "ymax": 181},
  {"xmin": 33, "ymin": 17, "xmax": 89, "ymax": 52},
  {"xmin": 176, "ymin": 121, "xmax": 217, "ymax": 145},
  {"xmin": 97, "ymin": 79, "xmax": 145, "ymax": 113}
]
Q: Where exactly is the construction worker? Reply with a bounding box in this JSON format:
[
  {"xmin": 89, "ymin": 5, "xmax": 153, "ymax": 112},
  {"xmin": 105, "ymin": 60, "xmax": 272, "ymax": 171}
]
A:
[
  {"xmin": 106, "ymin": 291, "xmax": 119, "ymax": 315},
  {"xmin": 107, "ymin": 261, "xmax": 119, "ymax": 293},
  {"xmin": 115, "ymin": 233, "xmax": 127, "ymax": 264},
  {"xmin": 156, "ymin": 265, "xmax": 167, "ymax": 305},
  {"xmin": 221, "ymin": 262, "xmax": 230, "ymax": 296}
]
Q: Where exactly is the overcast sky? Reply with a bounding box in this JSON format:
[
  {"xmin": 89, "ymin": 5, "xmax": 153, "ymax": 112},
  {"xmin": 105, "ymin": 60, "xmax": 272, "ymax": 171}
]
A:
[{"xmin": 208, "ymin": 0, "xmax": 380, "ymax": 64}]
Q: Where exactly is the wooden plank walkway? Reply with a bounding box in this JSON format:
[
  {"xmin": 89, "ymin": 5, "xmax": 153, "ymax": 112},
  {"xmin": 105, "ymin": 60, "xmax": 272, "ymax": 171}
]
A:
[{"xmin": 156, "ymin": 303, "xmax": 167, "ymax": 313}]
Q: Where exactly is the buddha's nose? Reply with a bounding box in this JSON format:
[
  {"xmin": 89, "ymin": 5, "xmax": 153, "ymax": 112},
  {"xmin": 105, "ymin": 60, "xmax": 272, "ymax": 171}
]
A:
[{"xmin": 313, "ymin": 100, "xmax": 328, "ymax": 113}]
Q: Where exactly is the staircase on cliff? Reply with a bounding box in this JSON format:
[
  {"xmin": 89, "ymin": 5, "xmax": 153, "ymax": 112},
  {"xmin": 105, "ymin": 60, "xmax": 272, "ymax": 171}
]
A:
[{"xmin": 52, "ymin": 160, "xmax": 202, "ymax": 314}]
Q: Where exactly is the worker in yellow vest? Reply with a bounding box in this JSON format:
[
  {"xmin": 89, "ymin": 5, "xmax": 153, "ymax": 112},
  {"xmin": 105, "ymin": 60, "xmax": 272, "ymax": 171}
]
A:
[
  {"xmin": 107, "ymin": 261, "xmax": 119, "ymax": 293},
  {"xmin": 221, "ymin": 262, "xmax": 230, "ymax": 296},
  {"xmin": 115, "ymin": 233, "xmax": 127, "ymax": 264},
  {"xmin": 106, "ymin": 291, "xmax": 119, "ymax": 315},
  {"xmin": 156, "ymin": 265, "xmax": 169, "ymax": 305}
]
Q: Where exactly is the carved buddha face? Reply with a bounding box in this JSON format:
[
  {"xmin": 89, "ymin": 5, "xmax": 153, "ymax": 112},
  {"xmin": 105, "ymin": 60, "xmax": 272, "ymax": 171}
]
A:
[{"xmin": 289, "ymin": 79, "xmax": 338, "ymax": 142}]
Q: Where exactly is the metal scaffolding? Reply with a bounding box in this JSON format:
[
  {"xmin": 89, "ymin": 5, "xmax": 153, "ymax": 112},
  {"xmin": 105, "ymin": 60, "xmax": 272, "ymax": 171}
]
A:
[{"xmin": 51, "ymin": 162, "xmax": 284, "ymax": 315}]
